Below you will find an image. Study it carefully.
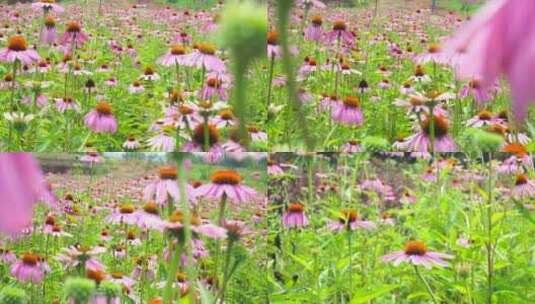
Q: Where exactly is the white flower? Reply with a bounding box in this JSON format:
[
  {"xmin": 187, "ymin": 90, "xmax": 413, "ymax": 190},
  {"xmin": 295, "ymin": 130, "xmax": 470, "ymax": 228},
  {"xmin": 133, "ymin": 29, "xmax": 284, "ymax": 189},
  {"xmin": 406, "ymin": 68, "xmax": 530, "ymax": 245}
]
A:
[{"xmin": 4, "ymin": 112, "xmax": 35, "ymax": 123}]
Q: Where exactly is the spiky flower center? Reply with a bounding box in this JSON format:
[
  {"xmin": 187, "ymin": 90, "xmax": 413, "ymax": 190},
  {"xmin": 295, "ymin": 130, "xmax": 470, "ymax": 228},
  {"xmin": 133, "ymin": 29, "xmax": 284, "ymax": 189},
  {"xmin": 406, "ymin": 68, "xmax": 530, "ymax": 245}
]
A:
[
  {"xmin": 210, "ymin": 170, "xmax": 242, "ymax": 185},
  {"xmin": 198, "ymin": 43, "xmax": 216, "ymax": 55},
  {"xmin": 469, "ymin": 79, "xmax": 481, "ymax": 89},
  {"xmin": 159, "ymin": 166, "xmax": 177, "ymax": 180},
  {"xmin": 422, "ymin": 115, "xmax": 449, "ymax": 137},
  {"xmin": 516, "ymin": 174, "xmax": 528, "ymax": 186},
  {"xmin": 219, "ymin": 109, "xmax": 234, "ymax": 120},
  {"xmin": 171, "ymin": 44, "xmax": 185, "ymax": 55},
  {"xmin": 87, "ymin": 269, "xmax": 106, "ymax": 283},
  {"xmin": 427, "ymin": 43, "xmax": 441, "ymax": 53},
  {"xmin": 192, "ymin": 123, "xmax": 219, "ymax": 146},
  {"xmin": 477, "ymin": 110, "xmax": 492, "ymax": 120},
  {"xmin": 333, "ymin": 20, "xmax": 347, "ymax": 31},
  {"xmin": 44, "ymin": 16, "xmax": 56, "ymax": 27},
  {"xmin": 409, "ymin": 96, "xmax": 424, "ymax": 106},
  {"xmin": 288, "ymin": 203, "xmax": 304, "ymax": 213},
  {"xmin": 143, "ymin": 201, "xmax": 159, "ymax": 215},
  {"xmin": 267, "ymin": 31, "xmax": 278, "ymax": 45},
  {"xmin": 179, "ymin": 104, "xmax": 194, "ymax": 115},
  {"xmin": 503, "ymin": 143, "xmax": 527, "ymax": 157},
  {"xmin": 7, "ymin": 35, "xmax": 27, "ymax": 51},
  {"xmin": 22, "ymin": 253, "xmax": 40, "ymax": 266},
  {"xmin": 119, "ymin": 204, "xmax": 135, "ymax": 214},
  {"xmin": 95, "ymin": 101, "xmax": 112, "ymax": 115},
  {"xmin": 311, "ymin": 15, "xmax": 323, "ymax": 26},
  {"xmin": 169, "ymin": 211, "xmax": 201, "ymax": 226},
  {"xmin": 404, "ymin": 240, "xmax": 427, "ymax": 256},
  {"xmin": 343, "ymin": 96, "xmax": 360, "ymax": 108},
  {"xmin": 414, "ymin": 65, "xmax": 425, "ymax": 77},
  {"xmin": 66, "ymin": 21, "xmax": 81, "ymax": 33},
  {"xmin": 338, "ymin": 208, "xmax": 358, "ymax": 224},
  {"xmin": 45, "ymin": 216, "xmax": 56, "ymax": 226}
]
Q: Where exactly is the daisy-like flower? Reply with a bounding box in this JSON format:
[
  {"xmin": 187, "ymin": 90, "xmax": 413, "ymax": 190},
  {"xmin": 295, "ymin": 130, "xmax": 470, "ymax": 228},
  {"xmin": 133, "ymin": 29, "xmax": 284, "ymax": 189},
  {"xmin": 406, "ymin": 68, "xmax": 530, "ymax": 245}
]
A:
[
  {"xmin": 200, "ymin": 76, "xmax": 227, "ymax": 101},
  {"xmin": 80, "ymin": 152, "xmax": 101, "ymax": 164},
  {"xmin": 402, "ymin": 114, "xmax": 457, "ymax": 152},
  {"xmin": 84, "ymin": 101, "xmax": 118, "ymax": 134},
  {"xmin": 325, "ymin": 20, "xmax": 354, "ymax": 44},
  {"xmin": 267, "ymin": 31, "xmax": 281, "ymax": 59},
  {"xmin": 409, "ymin": 65, "xmax": 432, "ymax": 83},
  {"xmin": 144, "ymin": 166, "xmax": 193, "ymax": 205},
  {"xmin": 382, "ymin": 240, "xmax": 454, "ymax": 269},
  {"xmin": 55, "ymin": 97, "xmax": 80, "ymax": 113},
  {"xmin": 304, "ymin": 15, "xmax": 325, "ymax": 42},
  {"xmin": 247, "ymin": 125, "xmax": 268, "ymax": 142},
  {"xmin": 267, "ymin": 159, "xmax": 284, "ymax": 176},
  {"xmin": 123, "ymin": 135, "xmax": 141, "ymax": 150},
  {"xmin": 332, "ymin": 96, "xmax": 364, "ymax": 126},
  {"xmin": 45, "ymin": 224, "xmax": 72, "ymax": 238},
  {"xmin": 414, "ymin": 43, "xmax": 449, "ymax": 65},
  {"xmin": 466, "ymin": 110, "xmax": 497, "ymax": 127},
  {"xmin": 56, "ymin": 245, "xmax": 105, "ymax": 271},
  {"xmin": 4, "ymin": 112, "xmax": 35, "ymax": 131},
  {"xmin": 341, "ymin": 140, "xmax": 363, "ymax": 152},
  {"xmin": 60, "ymin": 21, "xmax": 89, "ymax": 47},
  {"xmin": 282, "ymin": 203, "xmax": 309, "ymax": 228},
  {"xmin": 459, "ymin": 79, "xmax": 492, "ymax": 103},
  {"xmin": 512, "ymin": 174, "xmax": 535, "ymax": 198},
  {"xmin": 165, "ymin": 210, "xmax": 227, "ymax": 239},
  {"xmin": 327, "ymin": 209, "xmax": 376, "ymax": 232},
  {"xmin": 106, "ymin": 204, "xmax": 138, "ymax": 225},
  {"xmin": 181, "ymin": 123, "xmax": 225, "ymax": 162},
  {"xmin": 139, "ymin": 66, "xmax": 160, "ymax": 81},
  {"xmin": 183, "ymin": 43, "xmax": 225, "ymax": 72},
  {"xmin": 158, "ymin": 44, "xmax": 187, "ymax": 66},
  {"xmin": 0, "ymin": 248, "xmax": 17, "ymax": 264},
  {"xmin": 498, "ymin": 144, "xmax": 534, "ymax": 173},
  {"xmin": 41, "ymin": 16, "xmax": 57, "ymax": 45},
  {"xmin": 147, "ymin": 129, "xmax": 176, "ymax": 152},
  {"xmin": 10, "ymin": 253, "xmax": 48, "ymax": 283},
  {"xmin": 134, "ymin": 201, "xmax": 164, "ymax": 230},
  {"xmin": 0, "ymin": 36, "xmax": 40, "ymax": 65},
  {"xmin": 32, "ymin": 0, "xmax": 65, "ymax": 13},
  {"xmin": 194, "ymin": 169, "xmax": 257, "ymax": 204},
  {"xmin": 212, "ymin": 109, "xmax": 236, "ymax": 128}
]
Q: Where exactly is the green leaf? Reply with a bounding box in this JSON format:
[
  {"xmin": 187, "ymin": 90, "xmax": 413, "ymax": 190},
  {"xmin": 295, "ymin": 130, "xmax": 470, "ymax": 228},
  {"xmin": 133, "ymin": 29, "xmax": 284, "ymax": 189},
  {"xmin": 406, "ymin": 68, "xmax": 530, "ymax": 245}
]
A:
[
  {"xmin": 511, "ymin": 199, "xmax": 535, "ymax": 225},
  {"xmin": 287, "ymin": 253, "xmax": 312, "ymax": 272},
  {"xmin": 198, "ymin": 281, "xmax": 216, "ymax": 304},
  {"xmin": 350, "ymin": 284, "xmax": 399, "ymax": 304}
]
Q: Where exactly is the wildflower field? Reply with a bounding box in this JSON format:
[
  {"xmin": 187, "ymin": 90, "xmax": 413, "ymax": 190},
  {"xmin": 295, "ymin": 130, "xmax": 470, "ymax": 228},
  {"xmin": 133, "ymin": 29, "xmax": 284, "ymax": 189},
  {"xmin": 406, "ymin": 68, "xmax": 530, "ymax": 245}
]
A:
[
  {"xmin": 267, "ymin": 152, "xmax": 535, "ymax": 303},
  {"xmin": 1, "ymin": 0, "xmax": 535, "ymax": 303},
  {"xmin": 0, "ymin": 153, "xmax": 269, "ymax": 303},
  {"xmin": 0, "ymin": 0, "xmax": 267, "ymax": 153}
]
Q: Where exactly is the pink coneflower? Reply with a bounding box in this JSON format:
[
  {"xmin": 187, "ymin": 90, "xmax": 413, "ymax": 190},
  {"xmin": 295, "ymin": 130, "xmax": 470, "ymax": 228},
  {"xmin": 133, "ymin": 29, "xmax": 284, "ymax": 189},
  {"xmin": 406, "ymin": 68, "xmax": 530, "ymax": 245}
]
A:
[
  {"xmin": 80, "ymin": 152, "xmax": 101, "ymax": 164},
  {"xmin": 325, "ymin": 20, "xmax": 354, "ymax": 44},
  {"xmin": 0, "ymin": 249, "xmax": 17, "ymax": 264},
  {"xmin": 0, "ymin": 36, "xmax": 40, "ymax": 65},
  {"xmin": 394, "ymin": 94, "xmax": 428, "ymax": 115},
  {"xmin": 144, "ymin": 166, "xmax": 193, "ymax": 205},
  {"xmin": 498, "ymin": 144, "xmax": 534, "ymax": 173},
  {"xmin": 165, "ymin": 211, "xmax": 227, "ymax": 239},
  {"xmin": 267, "ymin": 31, "xmax": 282, "ymax": 59},
  {"xmin": 282, "ymin": 203, "xmax": 309, "ymax": 228},
  {"xmin": 139, "ymin": 66, "xmax": 160, "ymax": 81},
  {"xmin": 267, "ymin": 159, "xmax": 284, "ymax": 176},
  {"xmin": 445, "ymin": 0, "xmax": 535, "ymax": 120},
  {"xmin": 123, "ymin": 135, "xmax": 141, "ymax": 150},
  {"xmin": 181, "ymin": 124, "xmax": 225, "ymax": 162},
  {"xmin": 106, "ymin": 204, "xmax": 138, "ymax": 225},
  {"xmin": 297, "ymin": 0, "xmax": 327, "ymax": 9},
  {"xmin": 327, "ymin": 209, "xmax": 376, "ymax": 232},
  {"xmin": 45, "ymin": 224, "xmax": 72, "ymax": 238},
  {"xmin": 158, "ymin": 44, "xmax": 187, "ymax": 66},
  {"xmin": 459, "ymin": 79, "xmax": 492, "ymax": 103},
  {"xmin": 10, "ymin": 253, "xmax": 47, "ymax": 283},
  {"xmin": 0, "ymin": 153, "xmax": 52, "ymax": 236},
  {"xmin": 400, "ymin": 189, "xmax": 417, "ymax": 204},
  {"xmin": 402, "ymin": 114, "xmax": 457, "ymax": 152},
  {"xmin": 128, "ymin": 80, "xmax": 145, "ymax": 94},
  {"xmin": 84, "ymin": 101, "xmax": 118, "ymax": 134},
  {"xmin": 341, "ymin": 140, "xmax": 363, "ymax": 152},
  {"xmin": 60, "ymin": 21, "xmax": 89, "ymax": 48},
  {"xmin": 147, "ymin": 130, "xmax": 176, "ymax": 152},
  {"xmin": 382, "ymin": 240, "xmax": 454, "ymax": 269},
  {"xmin": 55, "ymin": 97, "xmax": 79, "ymax": 113},
  {"xmin": 32, "ymin": 0, "xmax": 65, "ymax": 13},
  {"xmin": 200, "ymin": 76, "xmax": 227, "ymax": 101},
  {"xmin": 304, "ymin": 15, "xmax": 324, "ymax": 42},
  {"xmin": 414, "ymin": 43, "xmax": 449, "ymax": 65},
  {"xmin": 41, "ymin": 16, "xmax": 57, "ymax": 44},
  {"xmin": 108, "ymin": 272, "xmax": 135, "ymax": 290},
  {"xmin": 466, "ymin": 110, "xmax": 496, "ymax": 127},
  {"xmin": 56, "ymin": 245, "xmax": 105, "ymax": 272},
  {"xmin": 134, "ymin": 201, "xmax": 164, "ymax": 230},
  {"xmin": 247, "ymin": 125, "xmax": 268, "ymax": 142},
  {"xmin": 332, "ymin": 96, "xmax": 364, "ymax": 126},
  {"xmin": 194, "ymin": 170, "xmax": 257, "ymax": 204},
  {"xmin": 512, "ymin": 174, "xmax": 535, "ymax": 198},
  {"xmin": 184, "ymin": 43, "xmax": 225, "ymax": 72}
]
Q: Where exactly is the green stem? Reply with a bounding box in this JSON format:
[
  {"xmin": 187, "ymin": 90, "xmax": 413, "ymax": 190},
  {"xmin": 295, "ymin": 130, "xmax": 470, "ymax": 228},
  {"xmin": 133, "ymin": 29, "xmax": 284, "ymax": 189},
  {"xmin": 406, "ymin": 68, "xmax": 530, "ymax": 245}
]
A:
[
  {"xmin": 218, "ymin": 239, "xmax": 235, "ymax": 303},
  {"xmin": 414, "ymin": 265, "xmax": 438, "ymax": 304}
]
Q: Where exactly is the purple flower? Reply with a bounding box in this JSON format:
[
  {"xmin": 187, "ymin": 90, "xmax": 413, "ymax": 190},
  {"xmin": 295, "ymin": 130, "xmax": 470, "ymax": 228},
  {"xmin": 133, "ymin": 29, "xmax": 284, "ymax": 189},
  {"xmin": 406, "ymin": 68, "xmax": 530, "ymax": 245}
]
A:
[
  {"xmin": 304, "ymin": 16, "xmax": 324, "ymax": 42},
  {"xmin": 143, "ymin": 166, "xmax": 193, "ymax": 205},
  {"xmin": 401, "ymin": 114, "xmax": 457, "ymax": 152},
  {"xmin": 382, "ymin": 241, "xmax": 454, "ymax": 269},
  {"xmin": 324, "ymin": 20, "xmax": 354, "ymax": 45},
  {"xmin": 60, "ymin": 21, "xmax": 89, "ymax": 48},
  {"xmin": 84, "ymin": 102, "xmax": 118, "ymax": 134},
  {"xmin": 157, "ymin": 44, "xmax": 188, "ymax": 66},
  {"xmin": 0, "ymin": 36, "xmax": 40, "ymax": 65},
  {"xmin": 10, "ymin": 253, "xmax": 47, "ymax": 283},
  {"xmin": 183, "ymin": 43, "xmax": 225, "ymax": 72},
  {"xmin": 512, "ymin": 174, "xmax": 535, "ymax": 198},
  {"xmin": 282, "ymin": 203, "xmax": 309, "ymax": 228},
  {"xmin": 331, "ymin": 96, "xmax": 364, "ymax": 126},
  {"xmin": 327, "ymin": 209, "xmax": 376, "ymax": 232},
  {"xmin": 195, "ymin": 170, "xmax": 257, "ymax": 204}
]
